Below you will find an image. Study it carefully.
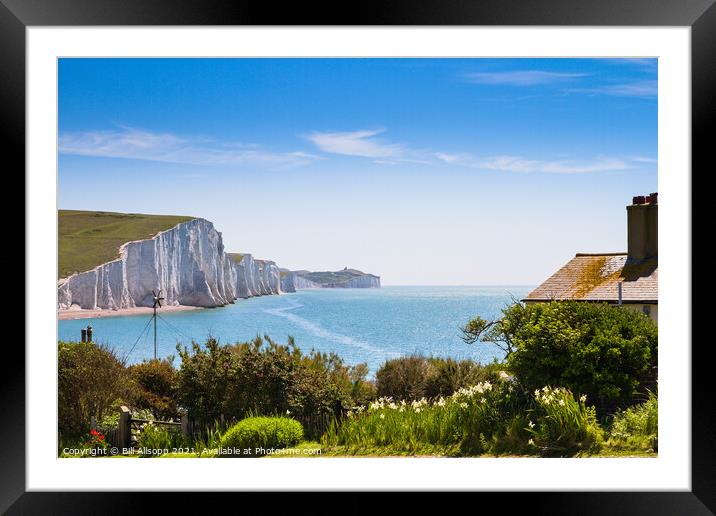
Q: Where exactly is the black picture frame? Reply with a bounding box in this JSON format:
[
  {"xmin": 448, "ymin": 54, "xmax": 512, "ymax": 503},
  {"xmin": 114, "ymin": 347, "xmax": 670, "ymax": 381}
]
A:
[{"xmin": 4, "ymin": 0, "xmax": 710, "ymax": 512}]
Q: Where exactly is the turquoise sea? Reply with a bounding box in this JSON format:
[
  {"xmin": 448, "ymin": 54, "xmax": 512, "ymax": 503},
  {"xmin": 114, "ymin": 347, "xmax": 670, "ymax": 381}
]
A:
[{"xmin": 57, "ymin": 286, "xmax": 532, "ymax": 374}]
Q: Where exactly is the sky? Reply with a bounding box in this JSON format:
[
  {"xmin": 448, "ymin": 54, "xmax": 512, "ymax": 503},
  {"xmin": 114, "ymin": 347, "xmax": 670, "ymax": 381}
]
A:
[{"xmin": 58, "ymin": 58, "xmax": 658, "ymax": 285}]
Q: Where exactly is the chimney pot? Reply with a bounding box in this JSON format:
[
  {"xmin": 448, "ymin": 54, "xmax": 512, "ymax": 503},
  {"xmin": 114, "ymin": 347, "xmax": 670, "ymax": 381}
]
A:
[{"xmin": 627, "ymin": 193, "xmax": 657, "ymax": 261}]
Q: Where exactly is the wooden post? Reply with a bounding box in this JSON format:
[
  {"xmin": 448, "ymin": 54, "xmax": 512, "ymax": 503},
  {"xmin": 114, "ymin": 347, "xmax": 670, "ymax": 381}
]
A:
[
  {"xmin": 87, "ymin": 325, "xmax": 93, "ymax": 342},
  {"xmin": 118, "ymin": 406, "xmax": 131, "ymax": 451},
  {"xmin": 81, "ymin": 328, "xmax": 87, "ymax": 343},
  {"xmin": 181, "ymin": 413, "xmax": 190, "ymax": 438}
]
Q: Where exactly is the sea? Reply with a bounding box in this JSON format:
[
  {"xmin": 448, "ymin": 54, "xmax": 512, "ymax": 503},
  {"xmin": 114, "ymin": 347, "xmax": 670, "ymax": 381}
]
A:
[{"xmin": 57, "ymin": 286, "xmax": 533, "ymax": 375}]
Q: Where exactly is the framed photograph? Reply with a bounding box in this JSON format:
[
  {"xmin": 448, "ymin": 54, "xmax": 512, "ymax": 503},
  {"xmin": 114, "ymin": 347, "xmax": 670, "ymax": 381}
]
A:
[{"xmin": 6, "ymin": 0, "xmax": 711, "ymax": 512}]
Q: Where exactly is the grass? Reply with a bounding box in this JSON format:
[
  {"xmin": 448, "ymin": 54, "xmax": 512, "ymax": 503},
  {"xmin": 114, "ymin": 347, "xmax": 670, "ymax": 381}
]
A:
[
  {"xmin": 323, "ymin": 383, "xmax": 605, "ymax": 457},
  {"xmin": 228, "ymin": 253, "xmax": 245, "ymax": 264},
  {"xmin": 58, "ymin": 210, "xmax": 194, "ymax": 279}
]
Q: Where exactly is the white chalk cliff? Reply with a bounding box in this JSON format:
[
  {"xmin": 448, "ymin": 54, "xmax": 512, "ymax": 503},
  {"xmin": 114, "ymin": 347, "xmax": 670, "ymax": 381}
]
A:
[
  {"xmin": 57, "ymin": 218, "xmax": 282, "ymax": 310},
  {"xmin": 58, "ymin": 217, "xmax": 381, "ymax": 311}
]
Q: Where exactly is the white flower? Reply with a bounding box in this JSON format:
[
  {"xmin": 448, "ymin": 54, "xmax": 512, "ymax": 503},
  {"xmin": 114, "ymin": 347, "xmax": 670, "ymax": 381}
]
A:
[
  {"xmin": 580, "ymin": 394, "xmax": 587, "ymax": 403},
  {"xmin": 286, "ymin": 409, "xmax": 291, "ymax": 415},
  {"xmin": 460, "ymin": 402, "xmax": 468, "ymax": 409},
  {"xmin": 559, "ymin": 399, "xmax": 565, "ymax": 406},
  {"xmin": 528, "ymin": 420, "xmax": 535, "ymax": 429},
  {"xmin": 379, "ymin": 413, "xmax": 385, "ymax": 419},
  {"xmin": 528, "ymin": 438, "xmax": 535, "ymax": 446},
  {"xmin": 415, "ymin": 408, "xmax": 421, "ymax": 414}
]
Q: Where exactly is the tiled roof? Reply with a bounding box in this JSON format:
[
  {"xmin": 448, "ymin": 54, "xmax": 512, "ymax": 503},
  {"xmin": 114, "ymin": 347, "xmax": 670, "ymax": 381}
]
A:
[{"xmin": 523, "ymin": 253, "xmax": 657, "ymax": 303}]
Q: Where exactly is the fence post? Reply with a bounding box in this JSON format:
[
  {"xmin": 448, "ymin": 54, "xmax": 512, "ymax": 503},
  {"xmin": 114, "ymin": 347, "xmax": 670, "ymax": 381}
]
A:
[
  {"xmin": 181, "ymin": 413, "xmax": 190, "ymax": 438},
  {"xmin": 118, "ymin": 406, "xmax": 131, "ymax": 451}
]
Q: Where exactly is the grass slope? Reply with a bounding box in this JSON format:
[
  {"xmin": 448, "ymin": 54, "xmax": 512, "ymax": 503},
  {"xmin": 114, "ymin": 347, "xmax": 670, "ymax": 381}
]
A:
[
  {"xmin": 58, "ymin": 210, "xmax": 194, "ymax": 279},
  {"xmin": 228, "ymin": 253, "xmax": 245, "ymax": 264}
]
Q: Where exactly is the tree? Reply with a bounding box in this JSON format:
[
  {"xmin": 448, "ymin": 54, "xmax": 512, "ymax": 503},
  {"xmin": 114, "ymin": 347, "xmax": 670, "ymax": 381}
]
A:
[
  {"xmin": 58, "ymin": 341, "xmax": 133, "ymax": 439},
  {"xmin": 462, "ymin": 301, "xmax": 657, "ymax": 410}
]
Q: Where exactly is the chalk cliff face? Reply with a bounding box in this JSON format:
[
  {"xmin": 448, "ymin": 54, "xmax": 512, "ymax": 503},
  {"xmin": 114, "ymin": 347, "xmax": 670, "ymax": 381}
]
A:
[
  {"xmin": 279, "ymin": 268, "xmax": 380, "ymax": 290},
  {"xmin": 280, "ymin": 271, "xmax": 321, "ymax": 293},
  {"xmin": 58, "ymin": 219, "xmax": 282, "ymax": 311},
  {"xmin": 58, "ymin": 216, "xmax": 380, "ymax": 311}
]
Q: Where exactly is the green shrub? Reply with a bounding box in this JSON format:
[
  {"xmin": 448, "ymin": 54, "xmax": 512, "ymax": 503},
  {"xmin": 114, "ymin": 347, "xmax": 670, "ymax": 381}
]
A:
[
  {"xmin": 219, "ymin": 416, "xmax": 303, "ymax": 456},
  {"xmin": 376, "ymin": 355, "xmax": 503, "ymax": 401},
  {"xmin": 176, "ymin": 336, "xmax": 373, "ymax": 438},
  {"xmin": 58, "ymin": 341, "xmax": 133, "ymax": 439},
  {"xmin": 607, "ymin": 391, "xmax": 658, "ymax": 452},
  {"xmin": 376, "ymin": 355, "xmax": 430, "ymax": 400},
  {"xmin": 463, "ymin": 301, "xmax": 657, "ymax": 412},
  {"xmin": 129, "ymin": 358, "xmax": 179, "ymax": 420}
]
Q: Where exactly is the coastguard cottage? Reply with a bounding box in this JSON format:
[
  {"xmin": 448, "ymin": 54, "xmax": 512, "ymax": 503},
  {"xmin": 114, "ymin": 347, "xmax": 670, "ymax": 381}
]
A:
[{"xmin": 523, "ymin": 193, "xmax": 658, "ymax": 321}]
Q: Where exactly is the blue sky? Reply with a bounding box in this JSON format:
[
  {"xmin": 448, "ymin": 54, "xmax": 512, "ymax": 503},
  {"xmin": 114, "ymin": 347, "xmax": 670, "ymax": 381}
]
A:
[{"xmin": 58, "ymin": 58, "xmax": 657, "ymax": 285}]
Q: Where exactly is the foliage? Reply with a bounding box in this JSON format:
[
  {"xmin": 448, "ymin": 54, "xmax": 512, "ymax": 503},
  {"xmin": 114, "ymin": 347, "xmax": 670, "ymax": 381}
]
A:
[
  {"xmin": 606, "ymin": 391, "xmax": 658, "ymax": 452},
  {"xmin": 325, "ymin": 380, "xmax": 604, "ymax": 457},
  {"xmin": 528, "ymin": 386, "xmax": 604, "ymax": 455},
  {"xmin": 326, "ymin": 379, "xmax": 524, "ymax": 455},
  {"xmin": 128, "ymin": 358, "xmax": 179, "ymax": 421},
  {"xmin": 219, "ymin": 416, "xmax": 303, "ymax": 455},
  {"xmin": 463, "ymin": 301, "xmax": 657, "ymax": 411},
  {"xmin": 376, "ymin": 355, "xmax": 504, "ymax": 401},
  {"xmin": 58, "ymin": 341, "xmax": 133, "ymax": 439},
  {"xmin": 176, "ymin": 335, "xmax": 374, "ymax": 438},
  {"xmin": 136, "ymin": 422, "xmax": 188, "ymax": 456}
]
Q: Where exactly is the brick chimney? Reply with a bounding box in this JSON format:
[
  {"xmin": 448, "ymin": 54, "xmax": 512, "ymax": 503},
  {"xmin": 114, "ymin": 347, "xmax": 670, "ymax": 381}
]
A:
[{"xmin": 627, "ymin": 192, "xmax": 658, "ymax": 261}]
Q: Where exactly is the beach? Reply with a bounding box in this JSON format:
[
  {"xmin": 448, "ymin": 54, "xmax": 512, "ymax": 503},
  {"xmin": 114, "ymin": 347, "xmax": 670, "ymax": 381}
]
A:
[{"xmin": 57, "ymin": 304, "xmax": 203, "ymax": 321}]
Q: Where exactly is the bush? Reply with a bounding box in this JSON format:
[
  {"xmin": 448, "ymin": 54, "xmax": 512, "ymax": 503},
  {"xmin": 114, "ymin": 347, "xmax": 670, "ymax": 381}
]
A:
[
  {"xmin": 463, "ymin": 301, "xmax": 657, "ymax": 412},
  {"xmin": 58, "ymin": 341, "xmax": 133, "ymax": 439},
  {"xmin": 376, "ymin": 355, "xmax": 503, "ymax": 401},
  {"xmin": 176, "ymin": 336, "xmax": 373, "ymax": 438},
  {"xmin": 219, "ymin": 416, "xmax": 303, "ymax": 455},
  {"xmin": 528, "ymin": 386, "xmax": 604, "ymax": 456},
  {"xmin": 376, "ymin": 355, "xmax": 429, "ymax": 400},
  {"xmin": 128, "ymin": 358, "xmax": 179, "ymax": 421},
  {"xmin": 607, "ymin": 391, "xmax": 658, "ymax": 452}
]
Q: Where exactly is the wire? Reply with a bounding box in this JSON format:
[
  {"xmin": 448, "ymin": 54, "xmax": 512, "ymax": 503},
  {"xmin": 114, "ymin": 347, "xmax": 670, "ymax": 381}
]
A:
[
  {"xmin": 157, "ymin": 313, "xmax": 192, "ymax": 342},
  {"xmin": 124, "ymin": 315, "xmax": 153, "ymax": 361}
]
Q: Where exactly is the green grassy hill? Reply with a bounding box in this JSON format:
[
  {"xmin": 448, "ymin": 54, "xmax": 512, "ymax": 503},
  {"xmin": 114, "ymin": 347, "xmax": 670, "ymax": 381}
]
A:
[{"xmin": 58, "ymin": 210, "xmax": 194, "ymax": 279}]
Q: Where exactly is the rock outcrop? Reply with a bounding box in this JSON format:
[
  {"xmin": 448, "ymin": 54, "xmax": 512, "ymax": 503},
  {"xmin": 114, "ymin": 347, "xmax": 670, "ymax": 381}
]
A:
[{"xmin": 58, "ymin": 218, "xmax": 282, "ymax": 310}]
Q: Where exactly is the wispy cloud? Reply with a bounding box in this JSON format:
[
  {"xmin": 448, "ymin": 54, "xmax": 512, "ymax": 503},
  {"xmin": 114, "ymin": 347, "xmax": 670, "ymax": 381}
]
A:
[
  {"xmin": 306, "ymin": 127, "xmax": 652, "ymax": 174},
  {"xmin": 433, "ymin": 151, "xmax": 643, "ymax": 174},
  {"xmin": 566, "ymin": 80, "xmax": 657, "ymax": 98},
  {"xmin": 478, "ymin": 155, "xmax": 634, "ymax": 174},
  {"xmin": 59, "ymin": 127, "xmax": 322, "ymax": 168},
  {"xmin": 304, "ymin": 129, "xmax": 405, "ymax": 159},
  {"xmin": 464, "ymin": 70, "xmax": 588, "ymax": 86}
]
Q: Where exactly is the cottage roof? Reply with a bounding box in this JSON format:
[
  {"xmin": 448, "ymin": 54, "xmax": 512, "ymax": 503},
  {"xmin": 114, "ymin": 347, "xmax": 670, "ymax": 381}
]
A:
[{"xmin": 523, "ymin": 253, "xmax": 658, "ymax": 304}]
